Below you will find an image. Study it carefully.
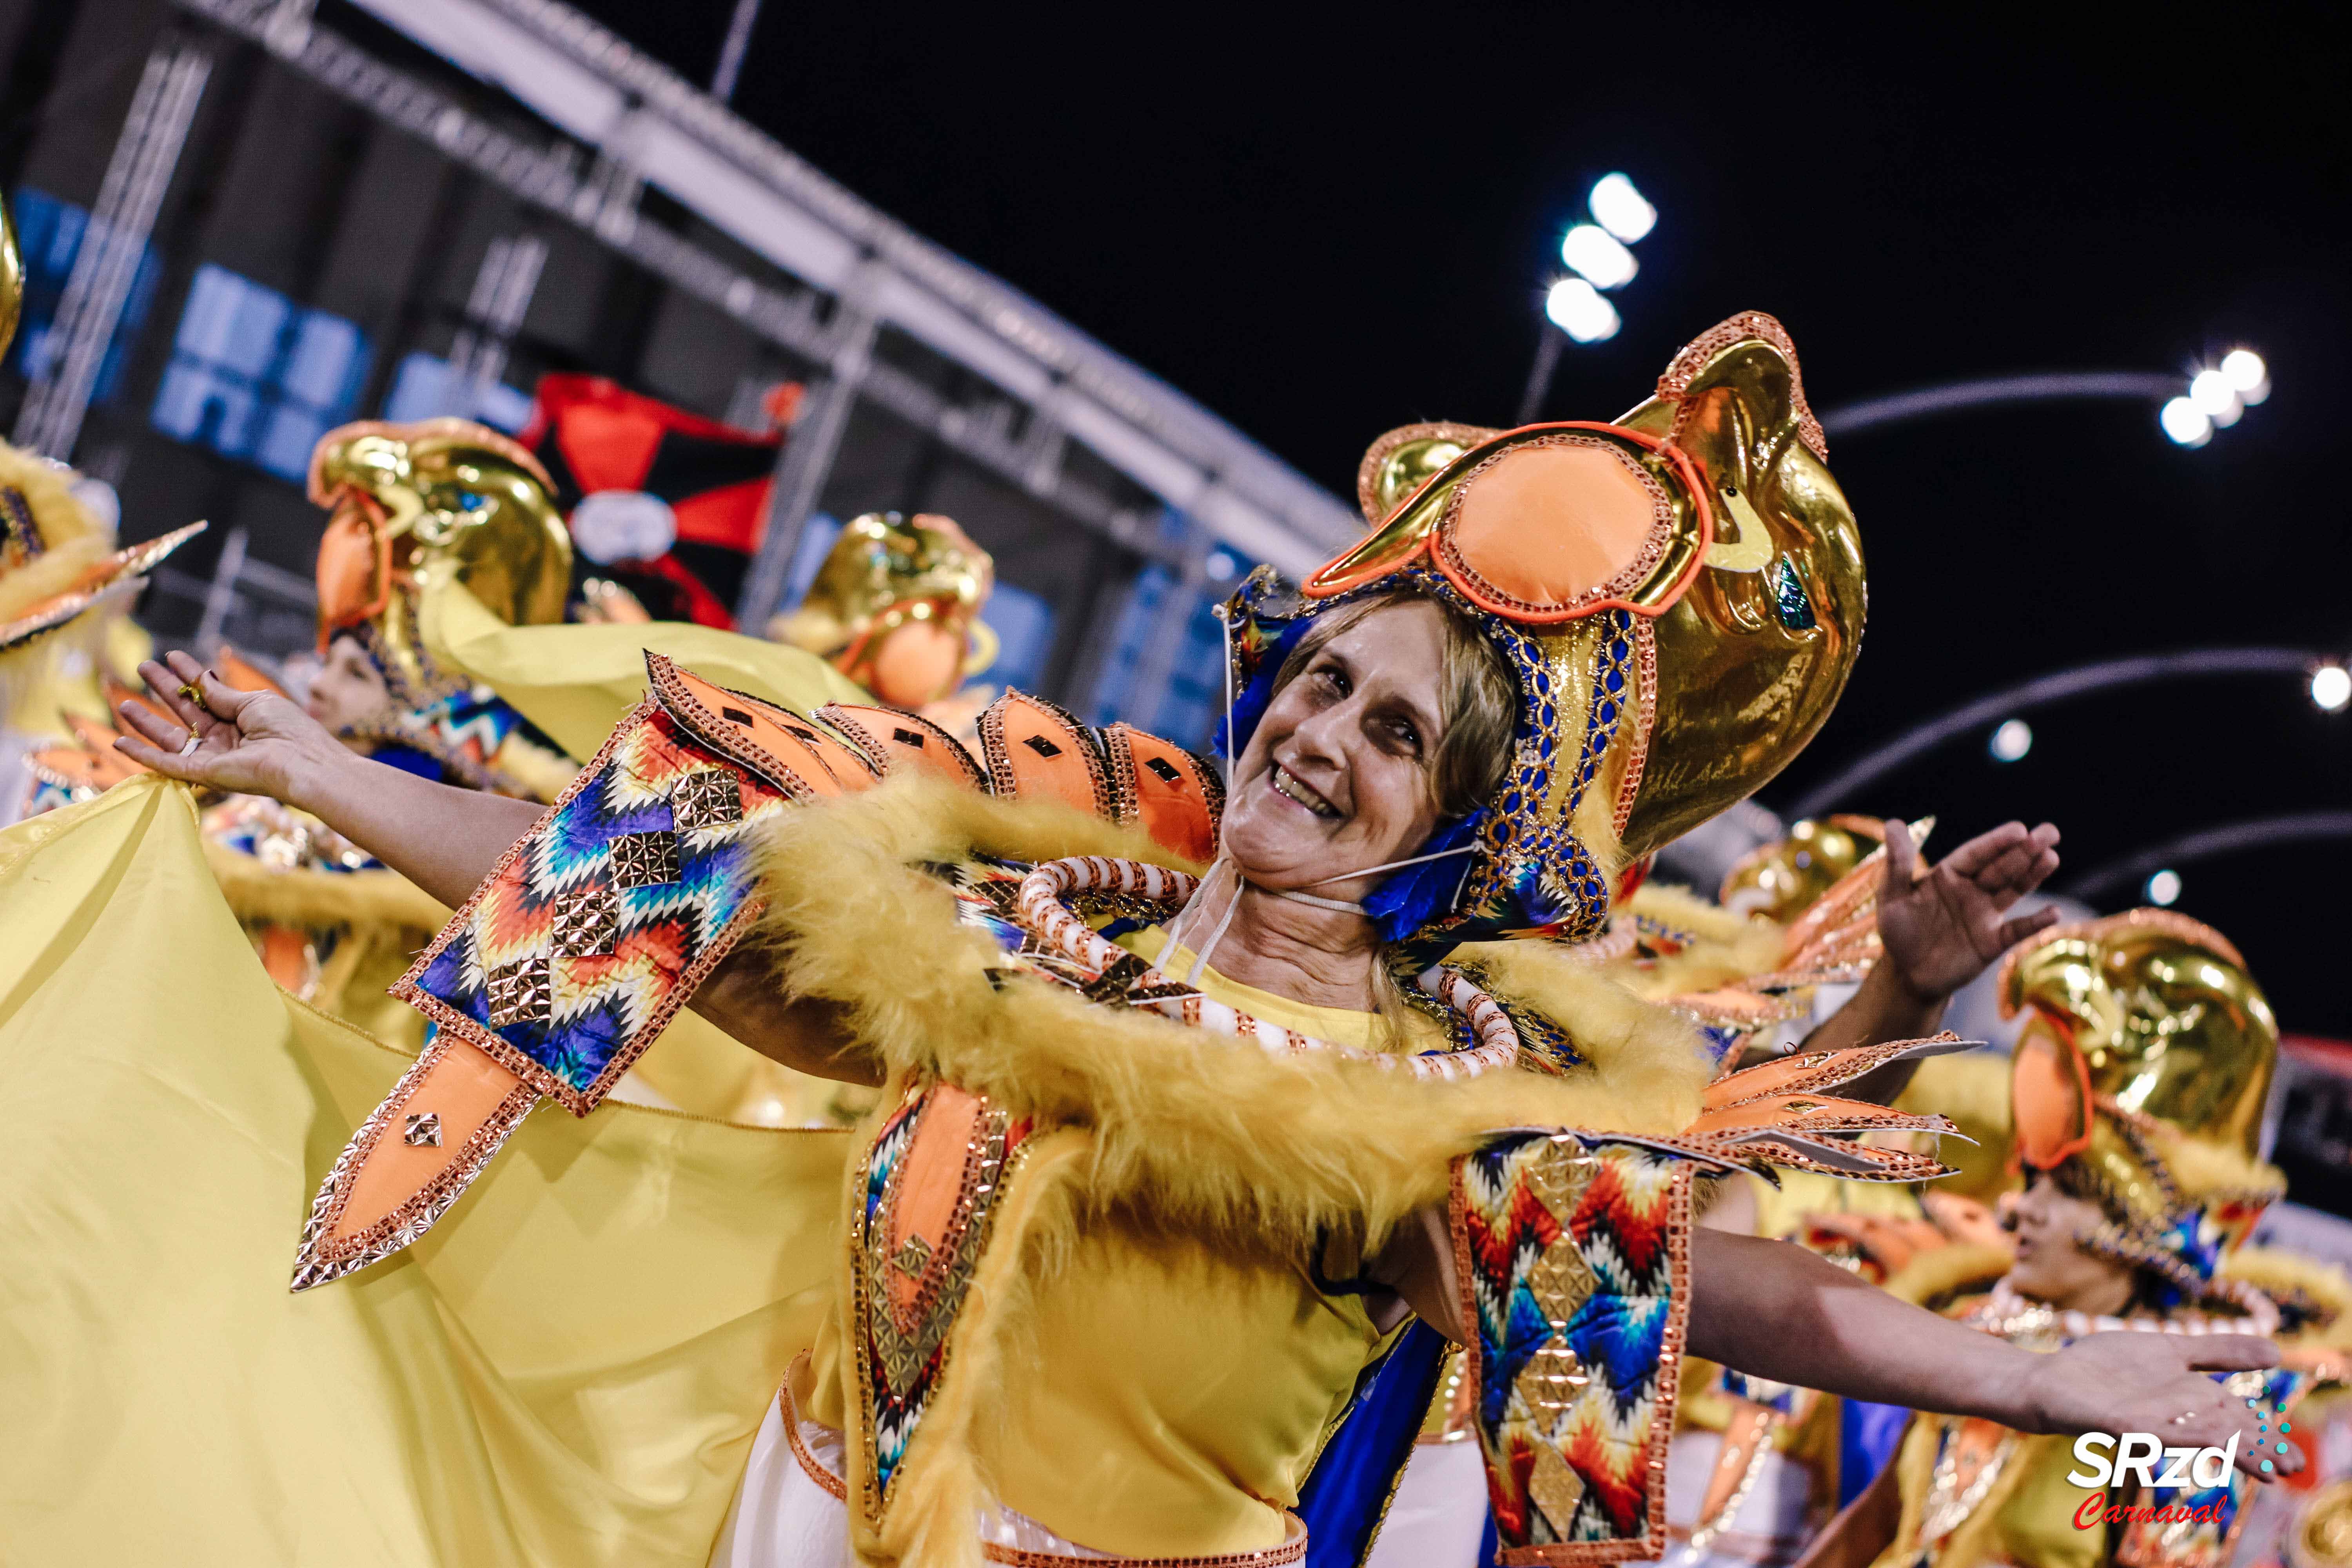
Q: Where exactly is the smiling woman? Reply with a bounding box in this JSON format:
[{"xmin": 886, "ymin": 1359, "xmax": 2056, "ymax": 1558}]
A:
[{"xmin": 1189, "ymin": 587, "xmax": 1515, "ymax": 1015}]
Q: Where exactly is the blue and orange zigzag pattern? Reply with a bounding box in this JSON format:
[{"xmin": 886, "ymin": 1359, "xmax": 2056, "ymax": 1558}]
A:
[
  {"xmin": 1461, "ymin": 1136, "xmax": 1689, "ymax": 1554},
  {"xmin": 861, "ymin": 1095, "xmax": 924, "ymax": 1496},
  {"xmin": 407, "ymin": 704, "xmax": 790, "ymax": 1103}
]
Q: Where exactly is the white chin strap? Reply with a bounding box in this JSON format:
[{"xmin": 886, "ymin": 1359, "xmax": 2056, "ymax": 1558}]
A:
[{"xmin": 1158, "ymin": 842, "xmax": 1477, "ymax": 985}]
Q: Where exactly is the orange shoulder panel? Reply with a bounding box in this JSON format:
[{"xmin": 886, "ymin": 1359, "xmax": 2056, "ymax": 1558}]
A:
[
  {"xmin": 976, "ymin": 691, "xmax": 1111, "ymax": 819},
  {"xmin": 1099, "ymin": 722, "xmax": 1221, "ymax": 866},
  {"xmin": 817, "ymin": 702, "xmax": 986, "ymax": 790}
]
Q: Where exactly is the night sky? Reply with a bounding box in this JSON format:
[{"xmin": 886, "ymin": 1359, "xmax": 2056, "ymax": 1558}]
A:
[{"xmin": 569, "ymin": 1, "xmax": 2350, "ymax": 1035}]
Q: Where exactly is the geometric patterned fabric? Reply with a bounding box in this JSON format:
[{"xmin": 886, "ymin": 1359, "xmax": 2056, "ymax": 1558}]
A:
[
  {"xmin": 397, "ymin": 694, "xmax": 791, "ymax": 1113},
  {"xmin": 848, "ymin": 1082, "xmax": 1035, "ymax": 1520},
  {"xmin": 1455, "ymin": 1134, "xmax": 1693, "ymax": 1561}
]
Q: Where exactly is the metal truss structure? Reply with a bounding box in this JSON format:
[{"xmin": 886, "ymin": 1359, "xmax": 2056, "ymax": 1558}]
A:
[{"xmin": 171, "ymin": 0, "xmax": 1360, "ymax": 629}]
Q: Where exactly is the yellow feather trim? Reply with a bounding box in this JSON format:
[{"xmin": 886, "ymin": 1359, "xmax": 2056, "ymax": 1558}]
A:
[
  {"xmin": 2143, "ymin": 1123, "xmax": 2284, "ymax": 1203},
  {"xmin": 2222, "ymin": 1246, "xmax": 2352, "ymax": 1344},
  {"xmin": 1607, "ymin": 882, "xmax": 1788, "ymax": 998},
  {"xmin": 1897, "ymin": 1052, "xmax": 2018, "ymax": 1201},
  {"xmin": 749, "ymin": 774, "xmax": 1714, "ymax": 1254},
  {"xmin": 0, "ymin": 441, "xmax": 111, "ymax": 625}
]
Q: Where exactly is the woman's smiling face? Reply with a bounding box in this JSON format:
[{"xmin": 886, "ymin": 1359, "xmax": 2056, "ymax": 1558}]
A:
[{"xmin": 1221, "ymin": 601, "xmax": 1453, "ymax": 901}]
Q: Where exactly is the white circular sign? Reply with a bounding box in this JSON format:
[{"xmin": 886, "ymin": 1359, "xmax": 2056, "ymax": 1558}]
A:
[{"xmin": 570, "ymin": 490, "xmax": 678, "ymax": 565}]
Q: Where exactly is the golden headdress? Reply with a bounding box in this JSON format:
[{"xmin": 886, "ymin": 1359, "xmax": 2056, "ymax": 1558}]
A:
[
  {"xmin": 2001, "ymin": 908, "xmax": 2284, "ymax": 1310},
  {"xmin": 308, "ymin": 418, "xmax": 571, "ymax": 702},
  {"xmin": 769, "ymin": 510, "xmax": 995, "ymax": 706},
  {"xmin": 1225, "ymin": 311, "xmax": 1864, "ymax": 959}
]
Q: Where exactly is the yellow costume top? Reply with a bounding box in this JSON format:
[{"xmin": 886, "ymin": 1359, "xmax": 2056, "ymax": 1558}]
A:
[{"xmin": 801, "ymin": 928, "xmax": 1419, "ymax": 1555}]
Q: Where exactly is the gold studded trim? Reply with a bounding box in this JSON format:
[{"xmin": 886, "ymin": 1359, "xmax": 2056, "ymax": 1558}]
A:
[
  {"xmin": 1355, "ymin": 419, "xmax": 1502, "ymax": 526},
  {"xmin": 287, "ymin": 1033, "xmax": 540, "ymax": 1291},
  {"xmin": 1654, "ymin": 311, "xmax": 1826, "ymax": 463},
  {"xmin": 779, "ymin": 1365, "xmax": 851, "ymax": 1503}
]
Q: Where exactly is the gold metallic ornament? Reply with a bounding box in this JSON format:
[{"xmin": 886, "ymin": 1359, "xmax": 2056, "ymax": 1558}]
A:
[
  {"xmin": 0, "ymin": 195, "xmax": 22, "ymax": 364},
  {"xmin": 1607, "ymin": 315, "xmax": 1863, "ymax": 856},
  {"xmin": 1719, "ymin": 814, "xmax": 1887, "ymax": 921},
  {"xmin": 770, "ymin": 511, "xmax": 995, "ymax": 708},
  {"xmin": 2001, "ymin": 908, "xmax": 2276, "ymax": 1165},
  {"xmin": 1354, "ymin": 421, "xmax": 1498, "ymax": 526},
  {"xmin": 2290, "ymin": 1479, "xmax": 2352, "ymax": 1568},
  {"xmin": 2001, "ymin": 909, "xmax": 2283, "ymax": 1292},
  {"xmin": 307, "ymin": 418, "xmax": 571, "ymax": 697}
]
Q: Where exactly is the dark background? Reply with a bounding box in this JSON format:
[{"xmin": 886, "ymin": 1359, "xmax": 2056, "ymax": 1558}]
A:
[{"xmin": 554, "ymin": 0, "xmax": 2348, "ymax": 1034}]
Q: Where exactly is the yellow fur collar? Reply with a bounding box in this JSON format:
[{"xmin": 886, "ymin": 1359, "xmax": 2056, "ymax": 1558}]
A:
[{"xmin": 749, "ymin": 775, "xmax": 1713, "ymax": 1248}]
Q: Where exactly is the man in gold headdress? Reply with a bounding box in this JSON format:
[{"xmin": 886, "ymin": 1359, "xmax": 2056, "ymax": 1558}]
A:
[
  {"xmin": 1804, "ymin": 909, "xmax": 2350, "ymax": 1568},
  {"xmin": 303, "ymin": 417, "xmax": 581, "ymax": 799}
]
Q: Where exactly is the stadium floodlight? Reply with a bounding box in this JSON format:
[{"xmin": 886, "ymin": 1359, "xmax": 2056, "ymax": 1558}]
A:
[
  {"xmin": 1988, "ymin": 717, "xmax": 2033, "ymax": 762},
  {"xmin": 1560, "ymin": 225, "xmax": 1638, "ymax": 289},
  {"xmin": 1519, "ymin": 176, "xmax": 1652, "ymax": 421},
  {"xmin": 2159, "ymin": 397, "xmax": 2212, "ymax": 446},
  {"xmin": 2220, "ymin": 348, "xmax": 2270, "ymax": 404},
  {"xmin": 1588, "ymin": 173, "xmax": 1656, "ymax": 243},
  {"xmin": 2189, "ymin": 368, "xmax": 2241, "ymax": 424},
  {"xmin": 2311, "ymin": 662, "xmax": 2351, "ymax": 713},
  {"xmin": 2145, "ymin": 869, "xmax": 2183, "ymax": 906},
  {"xmin": 1546, "ymin": 278, "xmax": 1621, "ymax": 343}
]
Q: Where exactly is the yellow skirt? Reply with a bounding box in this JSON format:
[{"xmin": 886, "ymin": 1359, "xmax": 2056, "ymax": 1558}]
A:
[{"xmin": 0, "ymin": 775, "xmax": 851, "ymax": 1566}]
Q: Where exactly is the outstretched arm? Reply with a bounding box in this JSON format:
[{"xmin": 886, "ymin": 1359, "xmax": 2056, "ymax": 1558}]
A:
[
  {"xmin": 118, "ymin": 652, "xmax": 878, "ymax": 1084},
  {"xmin": 1688, "ymin": 1228, "xmax": 2293, "ymax": 1480}
]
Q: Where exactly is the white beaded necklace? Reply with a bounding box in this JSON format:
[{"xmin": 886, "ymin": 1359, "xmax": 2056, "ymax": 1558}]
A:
[{"xmin": 1012, "ymin": 855, "xmax": 1523, "ymax": 1082}]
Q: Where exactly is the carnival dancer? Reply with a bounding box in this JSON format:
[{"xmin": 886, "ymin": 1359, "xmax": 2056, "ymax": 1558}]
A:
[
  {"xmin": 1653, "ymin": 815, "xmax": 2056, "ymax": 1568},
  {"xmin": 1789, "ymin": 909, "xmax": 2347, "ymax": 1568},
  {"xmin": 64, "ymin": 314, "xmax": 2299, "ymax": 1568},
  {"xmin": 1340, "ymin": 435, "xmax": 2063, "ymax": 1568}
]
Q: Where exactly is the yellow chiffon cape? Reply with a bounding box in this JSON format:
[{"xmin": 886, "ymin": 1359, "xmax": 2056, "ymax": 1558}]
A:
[{"xmin": 0, "ymin": 776, "xmax": 847, "ymax": 1566}]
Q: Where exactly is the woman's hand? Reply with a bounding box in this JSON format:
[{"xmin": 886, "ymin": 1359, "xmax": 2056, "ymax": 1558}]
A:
[
  {"xmin": 115, "ymin": 650, "xmax": 353, "ymax": 813},
  {"xmin": 1878, "ymin": 817, "xmax": 2063, "ymax": 1002},
  {"xmin": 2018, "ymin": 1330, "xmax": 2301, "ymax": 1480}
]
